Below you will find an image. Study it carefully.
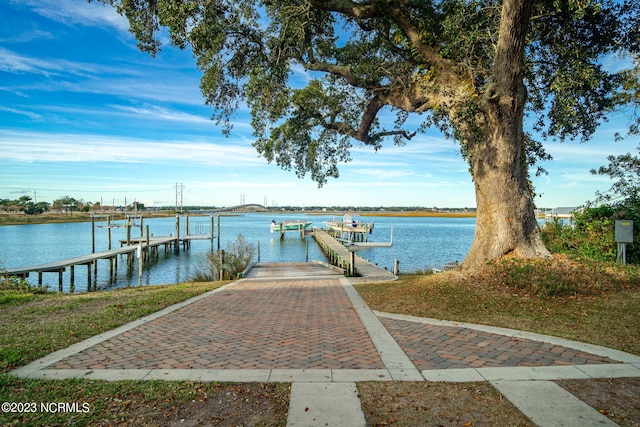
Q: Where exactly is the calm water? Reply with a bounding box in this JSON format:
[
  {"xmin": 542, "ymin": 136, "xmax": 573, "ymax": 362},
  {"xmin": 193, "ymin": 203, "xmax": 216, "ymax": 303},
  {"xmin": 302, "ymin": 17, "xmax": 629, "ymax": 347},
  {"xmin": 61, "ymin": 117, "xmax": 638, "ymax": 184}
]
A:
[{"xmin": 0, "ymin": 213, "xmax": 475, "ymax": 292}]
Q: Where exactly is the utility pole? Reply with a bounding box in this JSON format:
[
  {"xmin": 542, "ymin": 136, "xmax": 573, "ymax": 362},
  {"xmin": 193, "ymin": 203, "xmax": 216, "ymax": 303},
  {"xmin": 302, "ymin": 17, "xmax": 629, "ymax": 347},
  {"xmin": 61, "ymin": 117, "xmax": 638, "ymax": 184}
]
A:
[{"xmin": 175, "ymin": 182, "xmax": 184, "ymax": 213}]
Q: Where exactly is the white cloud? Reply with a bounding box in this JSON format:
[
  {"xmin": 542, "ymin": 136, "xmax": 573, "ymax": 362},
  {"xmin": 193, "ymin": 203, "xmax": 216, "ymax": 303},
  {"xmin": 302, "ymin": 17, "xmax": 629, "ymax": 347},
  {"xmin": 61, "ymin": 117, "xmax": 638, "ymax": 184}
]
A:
[
  {"xmin": 0, "ymin": 106, "xmax": 42, "ymax": 120},
  {"xmin": 109, "ymin": 104, "xmax": 211, "ymax": 123},
  {"xmin": 0, "ymin": 28, "xmax": 54, "ymax": 44},
  {"xmin": 14, "ymin": 0, "xmax": 129, "ymax": 33},
  {"xmin": 351, "ymin": 168, "xmax": 417, "ymax": 179},
  {"xmin": 0, "ymin": 47, "xmax": 100, "ymax": 77},
  {"xmin": 0, "ymin": 131, "xmax": 263, "ymax": 167}
]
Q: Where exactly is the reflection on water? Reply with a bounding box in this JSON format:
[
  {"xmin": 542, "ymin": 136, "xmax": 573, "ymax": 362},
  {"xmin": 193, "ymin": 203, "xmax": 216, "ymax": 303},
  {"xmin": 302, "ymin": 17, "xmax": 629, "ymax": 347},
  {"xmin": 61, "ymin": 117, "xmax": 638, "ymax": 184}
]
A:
[{"xmin": 0, "ymin": 213, "xmax": 475, "ymax": 292}]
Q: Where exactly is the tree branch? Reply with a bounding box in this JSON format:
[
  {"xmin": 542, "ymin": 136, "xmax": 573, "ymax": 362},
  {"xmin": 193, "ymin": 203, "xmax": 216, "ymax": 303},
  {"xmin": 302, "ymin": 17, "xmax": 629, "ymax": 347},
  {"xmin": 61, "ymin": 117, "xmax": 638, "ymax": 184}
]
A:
[
  {"xmin": 301, "ymin": 60, "xmax": 361, "ymax": 87},
  {"xmin": 353, "ymin": 96, "xmax": 384, "ymax": 143},
  {"xmin": 306, "ymin": 0, "xmax": 381, "ymax": 20}
]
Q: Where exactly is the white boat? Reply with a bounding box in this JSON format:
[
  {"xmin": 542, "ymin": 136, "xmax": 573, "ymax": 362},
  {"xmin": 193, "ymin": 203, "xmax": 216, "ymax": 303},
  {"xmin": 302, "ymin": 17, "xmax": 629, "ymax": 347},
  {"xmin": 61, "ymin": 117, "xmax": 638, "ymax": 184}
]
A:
[{"xmin": 270, "ymin": 219, "xmax": 312, "ymax": 233}]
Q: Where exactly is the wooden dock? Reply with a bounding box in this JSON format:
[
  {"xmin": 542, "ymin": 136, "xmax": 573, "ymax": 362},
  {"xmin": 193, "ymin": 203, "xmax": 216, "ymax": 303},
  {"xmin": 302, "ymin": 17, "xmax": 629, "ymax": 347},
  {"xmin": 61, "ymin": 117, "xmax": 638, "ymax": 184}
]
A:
[
  {"xmin": 2, "ymin": 235, "xmax": 209, "ymax": 293},
  {"xmin": 313, "ymin": 229, "xmax": 397, "ymax": 281}
]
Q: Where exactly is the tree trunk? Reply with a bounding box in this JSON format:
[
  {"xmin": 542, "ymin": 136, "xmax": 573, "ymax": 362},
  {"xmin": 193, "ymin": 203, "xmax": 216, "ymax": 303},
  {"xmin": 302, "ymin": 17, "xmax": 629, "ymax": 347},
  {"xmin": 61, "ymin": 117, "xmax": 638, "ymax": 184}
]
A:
[
  {"xmin": 462, "ymin": 130, "xmax": 551, "ymax": 270},
  {"xmin": 461, "ymin": 0, "xmax": 551, "ymax": 270}
]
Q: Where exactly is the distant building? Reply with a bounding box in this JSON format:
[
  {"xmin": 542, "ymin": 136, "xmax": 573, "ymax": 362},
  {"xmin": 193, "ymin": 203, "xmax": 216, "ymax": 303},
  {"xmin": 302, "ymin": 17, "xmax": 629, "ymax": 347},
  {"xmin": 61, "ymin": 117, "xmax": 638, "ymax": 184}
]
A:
[{"xmin": 544, "ymin": 207, "xmax": 580, "ymax": 227}]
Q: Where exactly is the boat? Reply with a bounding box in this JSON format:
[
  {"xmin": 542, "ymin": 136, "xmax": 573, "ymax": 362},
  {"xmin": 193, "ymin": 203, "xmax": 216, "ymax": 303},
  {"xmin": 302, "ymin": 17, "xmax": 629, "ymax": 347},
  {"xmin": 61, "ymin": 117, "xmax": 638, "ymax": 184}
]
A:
[
  {"xmin": 323, "ymin": 214, "xmax": 374, "ymax": 235},
  {"xmin": 270, "ymin": 219, "xmax": 312, "ymax": 233}
]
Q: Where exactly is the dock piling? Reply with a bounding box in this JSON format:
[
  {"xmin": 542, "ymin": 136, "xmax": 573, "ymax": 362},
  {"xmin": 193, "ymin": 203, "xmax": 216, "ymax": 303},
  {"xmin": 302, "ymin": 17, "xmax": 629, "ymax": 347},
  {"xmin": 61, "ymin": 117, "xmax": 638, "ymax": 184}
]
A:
[{"xmin": 145, "ymin": 225, "xmax": 150, "ymax": 262}]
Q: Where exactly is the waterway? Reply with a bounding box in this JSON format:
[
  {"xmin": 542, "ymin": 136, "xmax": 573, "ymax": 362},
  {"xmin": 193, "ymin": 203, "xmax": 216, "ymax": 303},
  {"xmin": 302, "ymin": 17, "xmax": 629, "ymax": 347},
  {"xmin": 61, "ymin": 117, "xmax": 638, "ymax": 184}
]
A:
[{"xmin": 0, "ymin": 213, "xmax": 475, "ymax": 292}]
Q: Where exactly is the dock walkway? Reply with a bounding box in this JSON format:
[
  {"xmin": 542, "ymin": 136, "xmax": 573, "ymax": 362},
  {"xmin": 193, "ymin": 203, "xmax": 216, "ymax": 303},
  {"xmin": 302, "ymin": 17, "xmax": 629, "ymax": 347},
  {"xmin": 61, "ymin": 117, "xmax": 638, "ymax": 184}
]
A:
[
  {"xmin": 313, "ymin": 229, "xmax": 397, "ymax": 281},
  {"xmin": 2, "ymin": 235, "xmax": 209, "ymax": 292}
]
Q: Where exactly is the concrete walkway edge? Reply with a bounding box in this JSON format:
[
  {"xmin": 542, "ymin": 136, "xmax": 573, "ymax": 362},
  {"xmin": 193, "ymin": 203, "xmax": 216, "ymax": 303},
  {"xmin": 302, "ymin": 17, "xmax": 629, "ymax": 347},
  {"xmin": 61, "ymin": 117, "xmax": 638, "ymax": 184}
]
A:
[
  {"xmin": 340, "ymin": 277, "xmax": 423, "ymax": 381},
  {"xmin": 287, "ymin": 382, "xmax": 365, "ymax": 427},
  {"xmin": 491, "ymin": 380, "xmax": 619, "ymax": 427}
]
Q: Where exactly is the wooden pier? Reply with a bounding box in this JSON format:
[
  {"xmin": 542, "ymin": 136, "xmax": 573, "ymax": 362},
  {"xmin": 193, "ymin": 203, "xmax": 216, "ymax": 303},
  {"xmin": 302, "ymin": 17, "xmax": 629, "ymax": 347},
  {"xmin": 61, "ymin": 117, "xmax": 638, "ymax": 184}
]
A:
[
  {"xmin": 313, "ymin": 229, "xmax": 397, "ymax": 281},
  {"xmin": 1, "ymin": 214, "xmax": 219, "ymax": 292},
  {"xmin": 2, "ymin": 235, "xmax": 209, "ymax": 293}
]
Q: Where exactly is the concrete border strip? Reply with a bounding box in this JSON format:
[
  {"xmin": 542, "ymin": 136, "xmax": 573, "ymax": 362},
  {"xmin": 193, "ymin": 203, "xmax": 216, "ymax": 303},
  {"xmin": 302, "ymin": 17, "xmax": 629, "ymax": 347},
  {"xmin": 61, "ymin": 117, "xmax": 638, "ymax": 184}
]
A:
[
  {"xmin": 23, "ymin": 368, "xmax": 394, "ymax": 383},
  {"xmin": 422, "ymin": 363, "xmax": 640, "ymax": 383},
  {"xmin": 287, "ymin": 382, "xmax": 366, "ymax": 427},
  {"xmin": 575, "ymin": 363, "xmax": 640, "ymax": 379},
  {"xmin": 23, "ymin": 363, "xmax": 640, "ymax": 383},
  {"xmin": 239, "ymin": 274, "xmax": 344, "ymax": 281},
  {"xmin": 340, "ymin": 277, "xmax": 423, "ymax": 381},
  {"xmin": 491, "ymin": 380, "xmax": 619, "ymax": 427}
]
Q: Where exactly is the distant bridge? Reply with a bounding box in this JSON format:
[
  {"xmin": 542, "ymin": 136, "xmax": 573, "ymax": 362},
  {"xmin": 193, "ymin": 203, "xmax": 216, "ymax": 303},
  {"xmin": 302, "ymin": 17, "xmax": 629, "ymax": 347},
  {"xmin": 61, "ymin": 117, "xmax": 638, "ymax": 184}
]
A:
[{"xmin": 197, "ymin": 204, "xmax": 268, "ymax": 214}]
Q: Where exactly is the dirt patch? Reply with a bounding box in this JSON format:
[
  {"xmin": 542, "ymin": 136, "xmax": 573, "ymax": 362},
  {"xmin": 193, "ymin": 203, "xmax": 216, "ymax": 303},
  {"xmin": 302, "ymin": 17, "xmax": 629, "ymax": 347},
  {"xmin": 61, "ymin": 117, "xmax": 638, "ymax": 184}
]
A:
[
  {"xmin": 358, "ymin": 382, "xmax": 534, "ymax": 426},
  {"xmin": 99, "ymin": 383, "xmax": 290, "ymax": 427},
  {"xmin": 556, "ymin": 378, "xmax": 640, "ymax": 427}
]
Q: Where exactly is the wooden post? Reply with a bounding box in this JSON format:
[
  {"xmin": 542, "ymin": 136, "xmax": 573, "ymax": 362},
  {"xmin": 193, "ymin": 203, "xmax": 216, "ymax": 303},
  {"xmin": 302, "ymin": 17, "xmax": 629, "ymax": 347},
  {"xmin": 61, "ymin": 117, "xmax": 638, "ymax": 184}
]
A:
[
  {"xmin": 393, "ymin": 259, "xmax": 399, "ymax": 275},
  {"xmin": 107, "ymin": 216, "xmax": 112, "ymax": 250},
  {"xmin": 306, "ymin": 240, "xmax": 309, "ymax": 262},
  {"xmin": 38, "ymin": 272, "xmax": 43, "ymax": 286},
  {"xmin": 91, "ymin": 215, "xmax": 96, "ymax": 254},
  {"xmin": 86, "ymin": 264, "xmax": 91, "ymax": 291},
  {"xmin": 217, "ymin": 214, "xmax": 221, "ymax": 250},
  {"xmin": 126, "ymin": 217, "xmax": 131, "ymax": 246},
  {"xmin": 175, "ymin": 216, "xmax": 180, "ymax": 253},
  {"xmin": 70, "ymin": 266, "xmax": 75, "ymax": 293},
  {"xmin": 145, "ymin": 225, "xmax": 150, "ymax": 262},
  {"xmin": 210, "ymin": 215, "xmax": 214, "ymax": 252},
  {"xmin": 349, "ymin": 249, "xmax": 356, "ymax": 277},
  {"xmin": 58, "ymin": 271, "xmax": 63, "ymax": 292},
  {"xmin": 186, "ymin": 215, "xmax": 190, "ymax": 236},
  {"xmin": 219, "ymin": 250, "xmax": 225, "ymax": 281},
  {"xmin": 138, "ymin": 243, "xmax": 143, "ymax": 287},
  {"xmin": 257, "ymin": 240, "xmax": 261, "ymax": 262}
]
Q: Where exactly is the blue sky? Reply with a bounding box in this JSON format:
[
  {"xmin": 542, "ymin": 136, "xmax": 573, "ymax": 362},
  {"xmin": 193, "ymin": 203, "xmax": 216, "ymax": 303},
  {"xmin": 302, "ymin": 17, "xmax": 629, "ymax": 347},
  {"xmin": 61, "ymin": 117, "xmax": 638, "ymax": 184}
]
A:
[{"xmin": 1, "ymin": 0, "xmax": 637, "ymax": 209}]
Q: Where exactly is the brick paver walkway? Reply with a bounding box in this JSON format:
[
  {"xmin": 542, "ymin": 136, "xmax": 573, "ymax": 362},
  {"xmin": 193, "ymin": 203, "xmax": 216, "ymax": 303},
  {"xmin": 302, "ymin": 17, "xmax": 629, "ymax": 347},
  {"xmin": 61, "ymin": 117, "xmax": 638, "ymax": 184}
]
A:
[
  {"xmin": 53, "ymin": 277, "xmax": 384, "ymax": 370},
  {"xmin": 43, "ymin": 262, "xmax": 626, "ymax": 375},
  {"xmin": 380, "ymin": 317, "xmax": 616, "ymax": 370}
]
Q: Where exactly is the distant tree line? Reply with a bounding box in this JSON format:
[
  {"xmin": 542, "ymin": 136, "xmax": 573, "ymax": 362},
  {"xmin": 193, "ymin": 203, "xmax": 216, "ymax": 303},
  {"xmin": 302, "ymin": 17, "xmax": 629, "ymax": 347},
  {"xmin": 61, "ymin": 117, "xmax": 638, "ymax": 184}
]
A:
[
  {"xmin": 0, "ymin": 196, "xmax": 146, "ymax": 215},
  {"xmin": 273, "ymin": 206, "xmax": 477, "ymax": 213}
]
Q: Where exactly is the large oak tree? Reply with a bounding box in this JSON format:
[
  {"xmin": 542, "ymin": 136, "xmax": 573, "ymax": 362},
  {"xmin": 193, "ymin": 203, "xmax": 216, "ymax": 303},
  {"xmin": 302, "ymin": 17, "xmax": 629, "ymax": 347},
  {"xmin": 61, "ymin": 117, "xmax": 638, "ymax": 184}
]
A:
[{"xmin": 99, "ymin": 0, "xmax": 639, "ymax": 270}]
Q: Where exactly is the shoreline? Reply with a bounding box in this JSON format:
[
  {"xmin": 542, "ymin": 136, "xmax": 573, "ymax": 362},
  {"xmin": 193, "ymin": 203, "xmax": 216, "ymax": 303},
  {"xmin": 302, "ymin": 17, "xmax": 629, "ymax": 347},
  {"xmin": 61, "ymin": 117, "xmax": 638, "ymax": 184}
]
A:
[
  {"xmin": 0, "ymin": 212, "xmax": 177, "ymax": 226},
  {"xmin": 0, "ymin": 209, "xmax": 479, "ymax": 226},
  {"xmin": 359, "ymin": 211, "xmax": 476, "ymax": 218}
]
